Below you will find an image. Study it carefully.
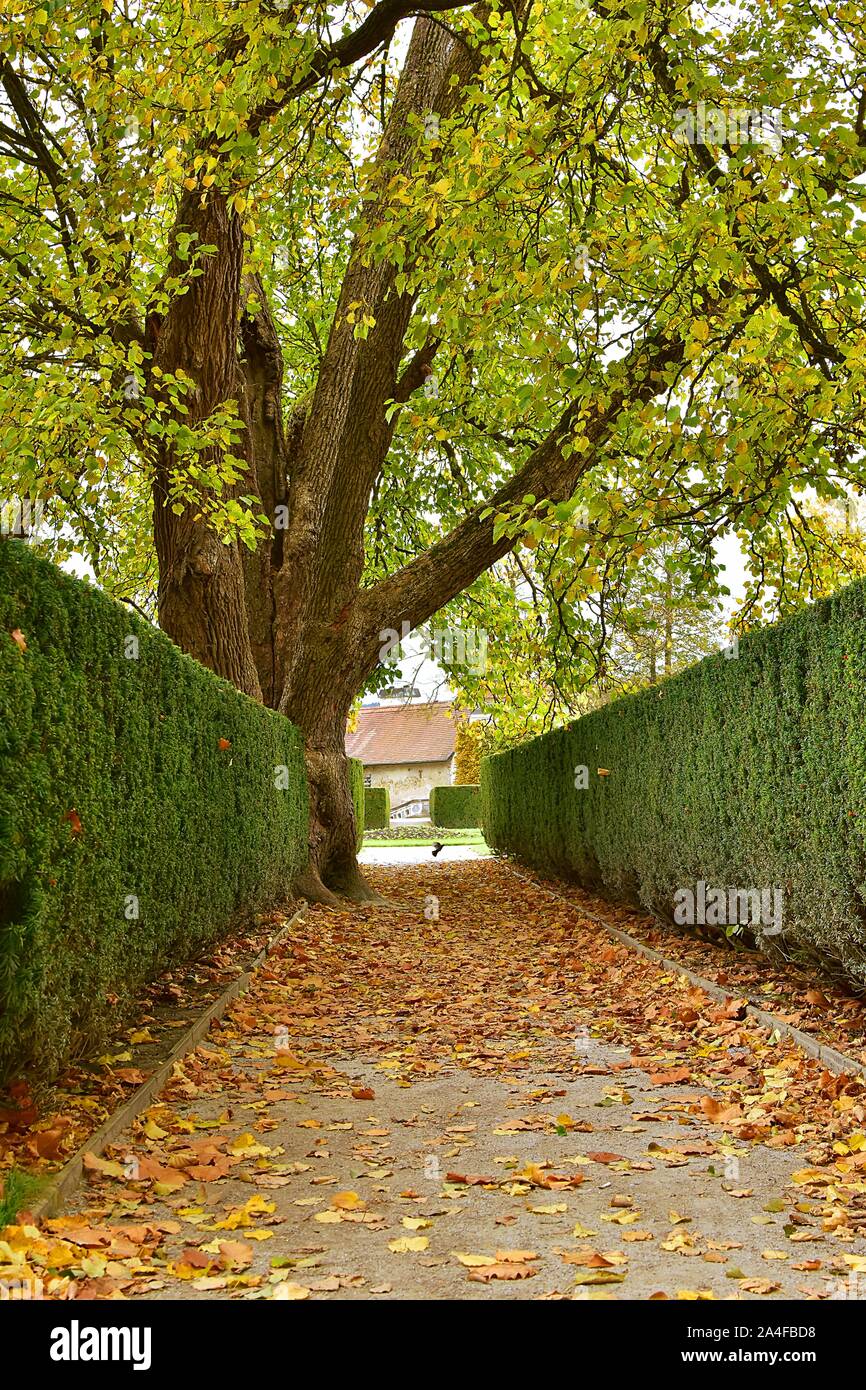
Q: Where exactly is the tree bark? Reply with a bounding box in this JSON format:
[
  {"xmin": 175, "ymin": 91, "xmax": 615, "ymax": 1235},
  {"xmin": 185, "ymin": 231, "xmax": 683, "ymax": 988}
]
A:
[
  {"xmin": 238, "ymin": 274, "xmax": 291, "ymax": 708},
  {"xmin": 145, "ymin": 6, "xmax": 688, "ymax": 904},
  {"xmin": 150, "ymin": 189, "xmax": 262, "ymax": 700},
  {"xmin": 664, "ymin": 579, "xmax": 673, "ymax": 677}
]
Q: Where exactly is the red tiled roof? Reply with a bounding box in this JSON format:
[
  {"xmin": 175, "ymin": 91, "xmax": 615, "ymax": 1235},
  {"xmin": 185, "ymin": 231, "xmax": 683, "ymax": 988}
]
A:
[{"xmin": 345, "ymin": 702, "xmax": 456, "ymax": 766}]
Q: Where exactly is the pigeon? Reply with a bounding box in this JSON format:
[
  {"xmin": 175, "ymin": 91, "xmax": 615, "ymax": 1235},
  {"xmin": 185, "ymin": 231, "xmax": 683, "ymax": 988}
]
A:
[{"xmin": 431, "ymin": 841, "xmax": 444, "ymax": 857}]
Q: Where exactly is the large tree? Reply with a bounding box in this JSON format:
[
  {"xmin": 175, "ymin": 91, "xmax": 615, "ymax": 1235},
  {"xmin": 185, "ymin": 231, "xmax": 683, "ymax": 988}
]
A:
[{"xmin": 2, "ymin": 0, "xmax": 865, "ymax": 899}]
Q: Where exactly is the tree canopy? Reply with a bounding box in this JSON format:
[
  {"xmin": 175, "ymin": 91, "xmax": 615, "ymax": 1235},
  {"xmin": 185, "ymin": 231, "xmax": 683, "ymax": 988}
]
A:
[{"xmin": 2, "ymin": 0, "xmax": 866, "ymax": 883}]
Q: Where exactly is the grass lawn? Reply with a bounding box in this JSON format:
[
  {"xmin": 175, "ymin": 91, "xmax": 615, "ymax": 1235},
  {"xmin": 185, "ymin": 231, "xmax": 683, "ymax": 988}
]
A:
[{"xmin": 364, "ymin": 831, "xmax": 488, "ymax": 850}]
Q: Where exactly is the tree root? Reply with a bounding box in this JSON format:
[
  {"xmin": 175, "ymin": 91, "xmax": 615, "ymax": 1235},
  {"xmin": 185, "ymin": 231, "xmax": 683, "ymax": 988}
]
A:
[{"xmin": 294, "ymin": 865, "xmax": 393, "ymax": 908}]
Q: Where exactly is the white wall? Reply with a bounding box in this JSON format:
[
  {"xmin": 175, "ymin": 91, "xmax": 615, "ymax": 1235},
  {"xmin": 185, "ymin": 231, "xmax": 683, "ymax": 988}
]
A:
[{"xmin": 368, "ymin": 759, "xmax": 453, "ymax": 810}]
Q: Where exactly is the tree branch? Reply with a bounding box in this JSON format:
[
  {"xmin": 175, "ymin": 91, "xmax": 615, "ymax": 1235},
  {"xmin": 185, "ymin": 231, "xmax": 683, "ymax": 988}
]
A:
[
  {"xmin": 354, "ymin": 328, "xmax": 688, "ymax": 672},
  {"xmin": 246, "ymin": 1, "xmax": 479, "ymax": 137}
]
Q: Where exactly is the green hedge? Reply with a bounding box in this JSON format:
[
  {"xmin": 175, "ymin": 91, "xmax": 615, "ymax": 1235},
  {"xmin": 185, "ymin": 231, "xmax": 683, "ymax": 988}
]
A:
[
  {"xmin": 349, "ymin": 757, "xmax": 365, "ymax": 851},
  {"xmin": 0, "ymin": 541, "xmax": 308, "ymax": 1083},
  {"xmin": 481, "ymin": 577, "xmax": 866, "ymax": 987},
  {"xmin": 431, "ymin": 784, "xmax": 479, "ymax": 828},
  {"xmin": 364, "ymin": 786, "xmax": 390, "ymax": 830}
]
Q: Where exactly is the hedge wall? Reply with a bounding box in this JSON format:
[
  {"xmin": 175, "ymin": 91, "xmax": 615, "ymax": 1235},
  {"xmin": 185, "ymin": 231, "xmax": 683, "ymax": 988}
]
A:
[
  {"xmin": 481, "ymin": 576, "xmax": 866, "ymax": 987},
  {"xmin": 0, "ymin": 541, "xmax": 308, "ymax": 1083},
  {"xmin": 364, "ymin": 786, "xmax": 390, "ymax": 830},
  {"xmin": 349, "ymin": 757, "xmax": 365, "ymax": 851},
  {"xmin": 431, "ymin": 784, "xmax": 480, "ymax": 828}
]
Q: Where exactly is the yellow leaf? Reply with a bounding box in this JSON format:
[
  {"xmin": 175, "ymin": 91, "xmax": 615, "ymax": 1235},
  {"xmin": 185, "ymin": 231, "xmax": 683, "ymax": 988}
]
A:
[
  {"xmin": 212, "ymin": 1195, "xmax": 275, "ymax": 1230},
  {"xmin": 388, "ymin": 1236, "xmax": 429, "ymax": 1253},
  {"xmin": 331, "ymin": 1191, "xmax": 366, "ymax": 1211},
  {"xmin": 228, "ymin": 1133, "xmax": 271, "ymax": 1157}
]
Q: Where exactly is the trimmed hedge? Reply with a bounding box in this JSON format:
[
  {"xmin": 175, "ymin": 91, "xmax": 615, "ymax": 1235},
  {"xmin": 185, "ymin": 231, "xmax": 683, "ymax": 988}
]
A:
[
  {"xmin": 0, "ymin": 541, "xmax": 308, "ymax": 1083},
  {"xmin": 364, "ymin": 786, "xmax": 390, "ymax": 830},
  {"xmin": 431, "ymin": 784, "xmax": 480, "ymax": 828},
  {"xmin": 349, "ymin": 757, "xmax": 365, "ymax": 851},
  {"xmin": 481, "ymin": 576, "xmax": 866, "ymax": 987}
]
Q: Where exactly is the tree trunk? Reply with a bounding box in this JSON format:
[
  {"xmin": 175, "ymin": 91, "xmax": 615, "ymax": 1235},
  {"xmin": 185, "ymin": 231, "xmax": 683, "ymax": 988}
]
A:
[
  {"xmin": 281, "ymin": 632, "xmax": 382, "ymax": 904},
  {"xmin": 149, "ymin": 189, "xmax": 261, "ymax": 701},
  {"xmin": 297, "ymin": 730, "xmax": 374, "ymax": 906},
  {"xmin": 664, "ymin": 582, "xmax": 674, "ymax": 677},
  {"xmin": 144, "ymin": 8, "xmax": 687, "ymax": 904}
]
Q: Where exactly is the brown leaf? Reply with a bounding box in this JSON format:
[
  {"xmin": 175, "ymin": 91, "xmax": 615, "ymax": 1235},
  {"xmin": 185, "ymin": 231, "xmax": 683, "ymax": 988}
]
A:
[
  {"xmin": 217, "ymin": 1240, "xmax": 253, "ymax": 1271},
  {"xmin": 649, "ymin": 1066, "xmax": 692, "ymax": 1086},
  {"xmin": 805, "ymin": 989, "xmax": 830, "ymax": 1010},
  {"xmin": 468, "ymin": 1262, "xmax": 537, "ymax": 1282},
  {"xmin": 114, "ymin": 1068, "xmax": 147, "ymax": 1086}
]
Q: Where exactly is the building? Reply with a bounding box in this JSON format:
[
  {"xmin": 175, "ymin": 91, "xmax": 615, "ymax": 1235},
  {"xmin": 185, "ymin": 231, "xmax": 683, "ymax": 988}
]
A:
[{"xmin": 345, "ymin": 701, "xmax": 456, "ymax": 820}]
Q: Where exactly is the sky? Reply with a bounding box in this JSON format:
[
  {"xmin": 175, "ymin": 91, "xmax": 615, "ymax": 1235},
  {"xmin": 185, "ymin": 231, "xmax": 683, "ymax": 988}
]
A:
[{"xmin": 365, "ymin": 529, "xmax": 750, "ymax": 705}]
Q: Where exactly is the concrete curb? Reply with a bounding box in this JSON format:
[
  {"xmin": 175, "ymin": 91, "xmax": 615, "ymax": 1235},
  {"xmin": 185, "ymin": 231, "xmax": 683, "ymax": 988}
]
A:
[
  {"xmin": 28, "ymin": 903, "xmax": 308, "ymax": 1223},
  {"xmin": 501, "ymin": 862, "xmax": 866, "ymax": 1081}
]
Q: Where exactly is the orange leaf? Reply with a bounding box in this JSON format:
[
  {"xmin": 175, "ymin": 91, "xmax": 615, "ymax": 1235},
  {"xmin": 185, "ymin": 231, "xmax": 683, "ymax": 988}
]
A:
[
  {"xmin": 331, "ymin": 1190, "xmax": 366, "ymax": 1211},
  {"xmin": 649, "ymin": 1066, "xmax": 692, "ymax": 1086},
  {"xmin": 468, "ymin": 1262, "xmax": 537, "ymax": 1282}
]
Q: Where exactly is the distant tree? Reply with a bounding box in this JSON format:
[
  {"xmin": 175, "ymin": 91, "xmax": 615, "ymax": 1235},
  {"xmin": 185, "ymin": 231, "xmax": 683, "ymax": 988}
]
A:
[{"xmin": 602, "ymin": 544, "xmax": 726, "ymax": 690}]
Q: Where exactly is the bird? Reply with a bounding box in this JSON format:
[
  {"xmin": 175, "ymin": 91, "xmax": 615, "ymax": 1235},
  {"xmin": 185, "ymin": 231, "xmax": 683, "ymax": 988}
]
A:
[{"xmin": 431, "ymin": 841, "xmax": 444, "ymax": 857}]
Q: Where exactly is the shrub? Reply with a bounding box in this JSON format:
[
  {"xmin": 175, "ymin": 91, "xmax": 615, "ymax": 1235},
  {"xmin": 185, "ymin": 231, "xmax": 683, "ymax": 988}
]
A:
[
  {"xmin": 348, "ymin": 757, "xmax": 365, "ymax": 851},
  {"xmin": 454, "ymin": 721, "xmax": 482, "ymax": 783},
  {"xmin": 364, "ymin": 786, "xmax": 390, "ymax": 829},
  {"xmin": 0, "ymin": 541, "xmax": 308, "ymax": 1083},
  {"xmin": 431, "ymin": 784, "xmax": 480, "ymax": 828},
  {"xmin": 481, "ymin": 576, "xmax": 866, "ymax": 988}
]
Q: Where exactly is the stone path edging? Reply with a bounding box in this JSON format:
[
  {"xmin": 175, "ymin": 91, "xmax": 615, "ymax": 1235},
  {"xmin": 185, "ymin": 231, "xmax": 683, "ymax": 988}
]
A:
[
  {"xmin": 29, "ymin": 904, "xmax": 308, "ymax": 1222},
  {"xmin": 501, "ymin": 861, "xmax": 865, "ymax": 1081}
]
